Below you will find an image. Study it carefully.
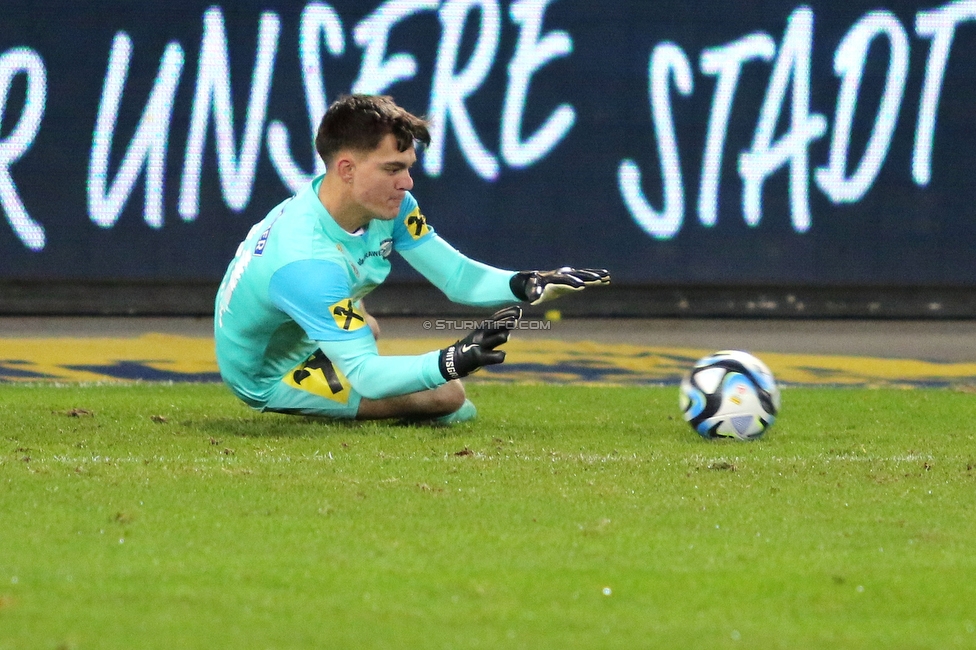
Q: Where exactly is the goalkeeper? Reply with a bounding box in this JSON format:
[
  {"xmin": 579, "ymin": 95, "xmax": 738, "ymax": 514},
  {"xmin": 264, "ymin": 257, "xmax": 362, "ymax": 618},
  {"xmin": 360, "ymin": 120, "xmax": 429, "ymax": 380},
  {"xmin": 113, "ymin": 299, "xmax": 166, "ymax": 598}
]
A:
[{"xmin": 214, "ymin": 94, "xmax": 610, "ymax": 423}]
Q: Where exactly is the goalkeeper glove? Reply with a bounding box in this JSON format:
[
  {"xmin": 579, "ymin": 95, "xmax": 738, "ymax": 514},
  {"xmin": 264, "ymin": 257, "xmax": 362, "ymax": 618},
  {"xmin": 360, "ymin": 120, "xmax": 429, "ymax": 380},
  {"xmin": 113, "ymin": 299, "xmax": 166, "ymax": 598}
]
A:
[
  {"xmin": 438, "ymin": 305, "xmax": 522, "ymax": 380},
  {"xmin": 510, "ymin": 267, "xmax": 611, "ymax": 305}
]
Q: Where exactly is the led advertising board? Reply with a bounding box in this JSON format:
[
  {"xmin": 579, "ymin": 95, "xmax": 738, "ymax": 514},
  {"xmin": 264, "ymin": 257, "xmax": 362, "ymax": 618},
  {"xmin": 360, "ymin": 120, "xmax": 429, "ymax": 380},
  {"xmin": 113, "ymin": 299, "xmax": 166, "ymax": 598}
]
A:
[{"xmin": 1, "ymin": 1, "xmax": 975, "ymax": 288}]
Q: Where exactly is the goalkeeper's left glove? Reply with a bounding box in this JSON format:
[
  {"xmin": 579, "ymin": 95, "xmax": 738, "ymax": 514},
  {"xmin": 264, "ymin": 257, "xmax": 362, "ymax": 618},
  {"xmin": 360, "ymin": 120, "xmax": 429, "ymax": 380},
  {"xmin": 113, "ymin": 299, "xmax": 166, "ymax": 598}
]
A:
[
  {"xmin": 510, "ymin": 267, "xmax": 611, "ymax": 305},
  {"xmin": 438, "ymin": 306, "xmax": 522, "ymax": 380}
]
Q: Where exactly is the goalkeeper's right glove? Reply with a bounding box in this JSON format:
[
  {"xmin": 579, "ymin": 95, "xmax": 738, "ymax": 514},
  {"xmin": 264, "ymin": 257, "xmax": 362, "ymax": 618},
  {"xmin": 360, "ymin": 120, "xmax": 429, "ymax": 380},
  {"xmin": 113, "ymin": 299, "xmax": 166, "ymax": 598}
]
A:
[{"xmin": 438, "ymin": 306, "xmax": 522, "ymax": 380}]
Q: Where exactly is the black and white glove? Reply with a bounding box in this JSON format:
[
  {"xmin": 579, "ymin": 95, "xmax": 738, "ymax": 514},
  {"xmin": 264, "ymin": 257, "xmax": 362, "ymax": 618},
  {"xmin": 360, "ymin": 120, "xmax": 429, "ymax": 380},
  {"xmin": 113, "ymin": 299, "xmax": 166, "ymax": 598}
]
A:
[
  {"xmin": 510, "ymin": 267, "xmax": 611, "ymax": 305},
  {"xmin": 438, "ymin": 305, "xmax": 522, "ymax": 380}
]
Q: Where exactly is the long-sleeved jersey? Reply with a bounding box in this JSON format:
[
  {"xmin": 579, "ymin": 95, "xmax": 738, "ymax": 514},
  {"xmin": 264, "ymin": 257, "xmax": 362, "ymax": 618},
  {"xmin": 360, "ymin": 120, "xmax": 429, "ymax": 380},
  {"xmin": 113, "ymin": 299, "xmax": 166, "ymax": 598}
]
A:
[{"xmin": 214, "ymin": 175, "xmax": 518, "ymax": 409}]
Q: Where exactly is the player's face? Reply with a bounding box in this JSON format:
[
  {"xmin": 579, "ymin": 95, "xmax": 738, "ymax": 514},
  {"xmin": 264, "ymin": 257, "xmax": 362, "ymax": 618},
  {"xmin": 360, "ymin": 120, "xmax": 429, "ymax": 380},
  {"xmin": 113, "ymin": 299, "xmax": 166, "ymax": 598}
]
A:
[{"xmin": 351, "ymin": 134, "xmax": 416, "ymax": 220}]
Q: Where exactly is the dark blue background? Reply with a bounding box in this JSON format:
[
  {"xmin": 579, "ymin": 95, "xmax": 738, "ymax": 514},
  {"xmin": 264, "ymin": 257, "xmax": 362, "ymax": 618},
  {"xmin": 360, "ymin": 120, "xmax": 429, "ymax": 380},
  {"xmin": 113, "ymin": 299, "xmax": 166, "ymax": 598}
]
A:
[{"xmin": 0, "ymin": 1, "xmax": 974, "ymax": 286}]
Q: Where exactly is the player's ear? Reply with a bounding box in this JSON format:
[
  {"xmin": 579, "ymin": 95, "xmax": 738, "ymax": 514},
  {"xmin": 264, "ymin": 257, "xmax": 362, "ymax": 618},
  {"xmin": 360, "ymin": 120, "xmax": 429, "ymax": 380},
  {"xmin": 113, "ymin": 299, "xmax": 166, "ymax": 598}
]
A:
[{"xmin": 334, "ymin": 155, "xmax": 355, "ymax": 184}]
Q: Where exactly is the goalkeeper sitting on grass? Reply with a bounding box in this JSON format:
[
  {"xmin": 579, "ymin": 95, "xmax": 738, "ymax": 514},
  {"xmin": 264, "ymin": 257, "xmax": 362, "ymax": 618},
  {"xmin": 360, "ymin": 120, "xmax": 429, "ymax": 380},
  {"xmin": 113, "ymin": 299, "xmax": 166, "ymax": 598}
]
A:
[{"xmin": 214, "ymin": 94, "xmax": 609, "ymax": 424}]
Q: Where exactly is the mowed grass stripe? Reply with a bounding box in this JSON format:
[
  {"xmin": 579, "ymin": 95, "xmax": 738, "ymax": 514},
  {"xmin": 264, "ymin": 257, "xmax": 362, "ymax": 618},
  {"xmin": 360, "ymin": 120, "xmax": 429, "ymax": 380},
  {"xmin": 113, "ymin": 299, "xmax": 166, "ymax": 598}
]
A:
[{"xmin": 2, "ymin": 383, "xmax": 976, "ymax": 648}]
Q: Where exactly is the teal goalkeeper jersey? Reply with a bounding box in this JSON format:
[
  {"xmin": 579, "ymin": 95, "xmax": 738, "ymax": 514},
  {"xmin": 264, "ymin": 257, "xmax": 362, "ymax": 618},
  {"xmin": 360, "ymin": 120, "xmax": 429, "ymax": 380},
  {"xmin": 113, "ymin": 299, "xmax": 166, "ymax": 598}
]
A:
[{"xmin": 214, "ymin": 175, "xmax": 518, "ymax": 407}]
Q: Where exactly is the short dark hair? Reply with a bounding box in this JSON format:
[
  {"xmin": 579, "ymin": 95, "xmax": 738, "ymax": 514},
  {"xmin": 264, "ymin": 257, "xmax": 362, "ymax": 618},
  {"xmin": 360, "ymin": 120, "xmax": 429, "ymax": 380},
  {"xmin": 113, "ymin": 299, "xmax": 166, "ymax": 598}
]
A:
[{"xmin": 315, "ymin": 94, "xmax": 431, "ymax": 165}]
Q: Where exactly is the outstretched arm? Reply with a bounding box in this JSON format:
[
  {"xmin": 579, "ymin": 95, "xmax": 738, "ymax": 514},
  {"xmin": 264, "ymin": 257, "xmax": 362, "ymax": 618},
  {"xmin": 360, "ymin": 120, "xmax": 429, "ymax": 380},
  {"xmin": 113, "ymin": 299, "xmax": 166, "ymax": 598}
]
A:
[
  {"xmin": 394, "ymin": 197, "xmax": 610, "ymax": 307},
  {"xmin": 398, "ymin": 234, "xmax": 520, "ymax": 307}
]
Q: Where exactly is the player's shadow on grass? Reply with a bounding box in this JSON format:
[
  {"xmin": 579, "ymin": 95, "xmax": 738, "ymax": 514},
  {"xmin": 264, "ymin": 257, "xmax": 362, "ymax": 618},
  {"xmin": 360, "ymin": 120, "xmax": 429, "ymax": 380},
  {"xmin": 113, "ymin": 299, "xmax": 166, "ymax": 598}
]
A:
[{"xmin": 194, "ymin": 414, "xmax": 470, "ymax": 439}]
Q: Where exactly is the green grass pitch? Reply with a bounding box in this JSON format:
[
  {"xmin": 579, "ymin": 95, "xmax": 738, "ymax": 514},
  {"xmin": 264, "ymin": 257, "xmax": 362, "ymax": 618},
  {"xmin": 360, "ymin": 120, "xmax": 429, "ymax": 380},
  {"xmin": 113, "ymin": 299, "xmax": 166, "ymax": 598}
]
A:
[{"xmin": 2, "ymin": 382, "xmax": 976, "ymax": 649}]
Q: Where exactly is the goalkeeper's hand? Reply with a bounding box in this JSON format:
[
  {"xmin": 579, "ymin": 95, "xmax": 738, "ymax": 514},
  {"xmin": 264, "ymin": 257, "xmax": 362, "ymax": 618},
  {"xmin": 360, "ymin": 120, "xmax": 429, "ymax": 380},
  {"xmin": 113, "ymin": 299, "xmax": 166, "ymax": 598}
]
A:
[
  {"xmin": 438, "ymin": 305, "xmax": 522, "ymax": 380},
  {"xmin": 510, "ymin": 267, "xmax": 611, "ymax": 305}
]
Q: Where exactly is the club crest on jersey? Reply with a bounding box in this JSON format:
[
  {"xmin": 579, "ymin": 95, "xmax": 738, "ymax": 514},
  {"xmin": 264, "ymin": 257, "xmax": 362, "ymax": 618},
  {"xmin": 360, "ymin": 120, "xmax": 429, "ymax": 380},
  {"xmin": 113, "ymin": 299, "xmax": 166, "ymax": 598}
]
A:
[
  {"xmin": 404, "ymin": 207, "xmax": 429, "ymax": 240},
  {"xmin": 330, "ymin": 299, "xmax": 366, "ymax": 331},
  {"xmin": 356, "ymin": 238, "xmax": 394, "ymax": 265}
]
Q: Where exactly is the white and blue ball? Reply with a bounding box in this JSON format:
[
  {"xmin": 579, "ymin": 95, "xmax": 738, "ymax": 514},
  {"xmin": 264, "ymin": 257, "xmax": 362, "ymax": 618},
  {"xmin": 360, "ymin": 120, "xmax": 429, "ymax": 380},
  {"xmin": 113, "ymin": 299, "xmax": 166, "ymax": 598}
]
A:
[{"xmin": 679, "ymin": 350, "xmax": 780, "ymax": 440}]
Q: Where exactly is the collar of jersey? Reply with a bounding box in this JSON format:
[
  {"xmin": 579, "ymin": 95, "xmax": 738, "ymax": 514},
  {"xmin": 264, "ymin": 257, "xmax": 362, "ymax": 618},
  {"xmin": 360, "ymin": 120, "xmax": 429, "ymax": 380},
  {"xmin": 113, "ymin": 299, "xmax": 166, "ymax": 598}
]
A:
[{"xmin": 310, "ymin": 175, "xmax": 370, "ymax": 244}]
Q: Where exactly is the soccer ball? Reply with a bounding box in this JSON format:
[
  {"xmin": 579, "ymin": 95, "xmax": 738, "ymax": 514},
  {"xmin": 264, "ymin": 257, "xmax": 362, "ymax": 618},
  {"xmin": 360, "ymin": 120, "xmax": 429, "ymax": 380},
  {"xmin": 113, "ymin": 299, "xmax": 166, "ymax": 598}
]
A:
[{"xmin": 679, "ymin": 350, "xmax": 780, "ymax": 440}]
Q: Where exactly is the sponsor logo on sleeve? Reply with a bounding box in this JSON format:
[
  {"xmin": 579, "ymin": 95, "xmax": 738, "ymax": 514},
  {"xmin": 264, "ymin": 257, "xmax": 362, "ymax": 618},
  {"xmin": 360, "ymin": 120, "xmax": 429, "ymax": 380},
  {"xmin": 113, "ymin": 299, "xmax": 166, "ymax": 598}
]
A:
[
  {"xmin": 330, "ymin": 299, "xmax": 367, "ymax": 331},
  {"xmin": 405, "ymin": 207, "xmax": 429, "ymax": 240}
]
